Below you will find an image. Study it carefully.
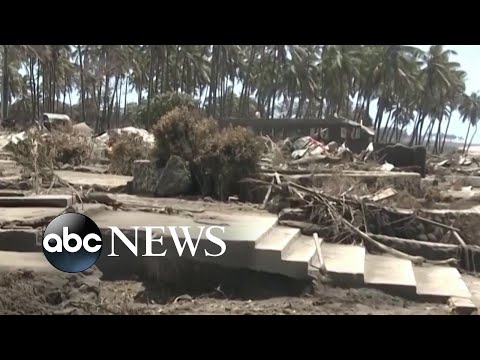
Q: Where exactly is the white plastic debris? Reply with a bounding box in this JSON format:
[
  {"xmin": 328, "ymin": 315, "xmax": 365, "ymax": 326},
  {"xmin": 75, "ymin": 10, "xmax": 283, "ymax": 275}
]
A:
[{"xmin": 380, "ymin": 162, "xmax": 395, "ymax": 172}]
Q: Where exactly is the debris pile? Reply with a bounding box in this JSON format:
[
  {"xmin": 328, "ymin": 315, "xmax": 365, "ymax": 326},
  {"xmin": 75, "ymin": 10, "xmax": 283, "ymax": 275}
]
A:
[
  {"xmin": 247, "ymin": 175, "xmax": 480, "ymax": 272},
  {"xmin": 260, "ymin": 136, "xmax": 409, "ymax": 177},
  {"xmin": 428, "ymin": 152, "xmax": 480, "ymax": 176}
]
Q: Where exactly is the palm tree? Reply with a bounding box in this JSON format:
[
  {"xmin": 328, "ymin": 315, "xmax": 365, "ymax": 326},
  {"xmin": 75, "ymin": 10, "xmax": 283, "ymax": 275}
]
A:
[{"xmin": 459, "ymin": 92, "xmax": 480, "ymax": 153}]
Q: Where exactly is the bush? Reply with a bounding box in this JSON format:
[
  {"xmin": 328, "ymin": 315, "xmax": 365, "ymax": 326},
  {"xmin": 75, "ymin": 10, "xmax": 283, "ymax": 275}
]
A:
[
  {"xmin": 108, "ymin": 133, "xmax": 152, "ymax": 176},
  {"xmin": 137, "ymin": 92, "xmax": 199, "ymax": 128},
  {"xmin": 197, "ymin": 126, "xmax": 262, "ymax": 199},
  {"xmin": 8, "ymin": 125, "xmax": 93, "ymax": 189},
  {"xmin": 152, "ymin": 107, "xmax": 261, "ymax": 200},
  {"xmin": 9, "ymin": 126, "xmax": 93, "ymax": 172},
  {"xmin": 151, "ymin": 107, "xmax": 216, "ymax": 166}
]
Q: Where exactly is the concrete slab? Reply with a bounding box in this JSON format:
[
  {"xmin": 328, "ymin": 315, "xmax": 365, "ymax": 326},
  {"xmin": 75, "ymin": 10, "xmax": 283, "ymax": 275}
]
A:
[
  {"xmin": 0, "ymin": 190, "xmax": 24, "ymax": 197},
  {"xmin": 312, "ymin": 243, "xmax": 365, "ymax": 284},
  {"xmin": 0, "ymin": 194, "xmax": 73, "ymax": 207},
  {"xmin": 255, "ymin": 226, "xmax": 299, "ymax": 252},
  {"xmin": 414, "ymin": 266, "xmax": 472, "ymax": 300},
  {"xmin": 282, "ymin": 235, "xmax": 316, "ymax": 263},
  {"xmin": 0, "ymin": 229, "xmax": 40, "ymax": 252},
  {"xmin": 0, "ymin": 207, "xmax": 63, "ymax": 222},
  {"xmin": 364, "ymin": 254, "xmax": 416, "ymax": 295},
  {"xmin": 448, "ymin": 297, "xmax": 477, "ymax": 315},
  {"xmin": 0, "ymin": 251, "xmax": 57, "ymax": 273},
  {"xmin": 93, "ymin": 209, "xmax": 278, "ymax": 272},
  {"xmin": 461, "ymin": 274, "xmax": 480, "ymax": 308},
  {"xmin": 93, "ymin": 209, "xmax": 277, "ymax": 243},
  {"xmin": 55, "ymin": 170, "xmax": 132, "ymax": 189}
]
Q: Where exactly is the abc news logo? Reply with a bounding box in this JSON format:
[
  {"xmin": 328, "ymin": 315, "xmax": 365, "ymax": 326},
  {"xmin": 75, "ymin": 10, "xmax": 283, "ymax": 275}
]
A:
[{"xmin": 42, "ymin": 213, "xmax": 227, "ymax": 273}]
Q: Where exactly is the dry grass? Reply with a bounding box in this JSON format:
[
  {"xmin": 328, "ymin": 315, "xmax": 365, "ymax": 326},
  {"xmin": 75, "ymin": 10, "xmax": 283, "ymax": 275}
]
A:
[{"xmin": 8, "ymin": 126, "xmax": 93, "ymax": 188}]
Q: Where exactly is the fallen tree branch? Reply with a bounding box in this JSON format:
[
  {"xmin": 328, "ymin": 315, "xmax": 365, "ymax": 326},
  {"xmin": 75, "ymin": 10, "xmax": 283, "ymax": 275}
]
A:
[
  {"xmin": 415, "ymin": 215, "xmax": 460, "ymax": 233},
  {"xmin": 339, "ymin": 217, "xmax": 425, "ymax": 265}
]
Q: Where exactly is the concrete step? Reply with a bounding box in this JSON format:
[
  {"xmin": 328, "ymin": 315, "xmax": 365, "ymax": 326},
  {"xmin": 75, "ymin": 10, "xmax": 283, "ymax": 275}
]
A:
[
  {"xmin": 249, "ymin": 226, "xmax": 300, "ymax": 274},
  {"xmin": 364, "ymin": 254, "xmax": 417, "ymax": 296},
  {"xmin": 0, "ymin": 250, "xmax": 57, "ymax": 273},
  {"xmin": 279, "ymin": 235, "xmax": 317, "ymax": 279},
  {"xmin": 255, "ymin": 226, "xmax": 300, "ymax": 252},
  {"xmin": 0, "ymin": 229, "xmax": 41, "ymax": 252},
  {"xmin": 0, "ymin": 194, "xmax": 74, "ymax": 207},
  {"xmin": 311, "ymin": 243, "xmax": 365, "ymax": 285},
  {"xmin": 461, "ymin": 274, "xmax": 480, "ymax": 309},
  {"xmin": 413, "ymin": 265, "xmax": 472, "ymax": 301},
  {"xmin": 447, "ymin": 297, "xmax": 478, "ymax": 315}
]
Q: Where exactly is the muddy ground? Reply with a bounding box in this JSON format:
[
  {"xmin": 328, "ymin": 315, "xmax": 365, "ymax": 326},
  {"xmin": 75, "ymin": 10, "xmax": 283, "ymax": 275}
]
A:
[{"xmin": 0, "ymin": 264, "xmax": 452, "ymax": 315}]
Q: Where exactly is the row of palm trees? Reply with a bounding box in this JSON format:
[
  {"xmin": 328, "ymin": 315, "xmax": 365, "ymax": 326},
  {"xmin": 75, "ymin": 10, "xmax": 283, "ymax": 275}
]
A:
[{"xmin": 1, "ymin": 45, "xmax": 479, "ymax": 153}]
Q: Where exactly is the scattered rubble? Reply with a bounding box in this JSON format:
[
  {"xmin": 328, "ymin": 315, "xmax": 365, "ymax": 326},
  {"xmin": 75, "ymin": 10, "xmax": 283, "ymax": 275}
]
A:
[{"xmin": 2, "ymin": 112, "xmax": 480, "ymax": 315}]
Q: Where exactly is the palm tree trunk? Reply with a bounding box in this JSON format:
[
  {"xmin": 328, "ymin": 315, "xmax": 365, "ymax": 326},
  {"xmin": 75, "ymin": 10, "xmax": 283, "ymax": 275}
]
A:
[
  {"xmin": 37, "ymin": 60, "xmax": 41, "ymax": 118},
  {"xmin": 62, "ymin": 79, "xmax": 67, "ymax": 113},
  {"xmin": 78, "ymin": 45, "xmax": 86, "ymax": 123},
  {"xmin": 2, "ymin": 45, "xmax": 9, "ymax": 119},
  {"xmin": 146, "ymin": 48, "xmax": 155, "ymax": 128},
  {"xmin": 433, "ymin": 118, "xmax": 443, "ymax": 154},
  {"xmin": 380, "ymin": 110, "xmax": 393, "ymax": 141},
  {"xmin": 463, "ymin": 122, "xmax": 471, "ymax": 153},
  {"xmin": 423, "ymin": 119, "xmax": 434, "ymax": 144},
  {"xmin": 29, "ymin": 57, "xmax": 36, "ymax": 121},
  {"xmin": 441, "ymin": 111, "xmax": 453, "ymax": 153},
  {"xmin": 124, "ymin": 74, "xmax": 128, "ymax": 116},
  {"xmin": 467, "ymin": 125, "xmax": 477, "ymax": 153},
  {"xmin": 107, "ymin": 75, "xmax": 119, "ymax": 129}
]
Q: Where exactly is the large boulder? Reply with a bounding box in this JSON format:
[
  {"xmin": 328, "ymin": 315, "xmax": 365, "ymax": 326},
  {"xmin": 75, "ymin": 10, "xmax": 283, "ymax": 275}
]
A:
[{"xmin": 155, "ymin": 155, "xmax": 192, "ymax": 197}]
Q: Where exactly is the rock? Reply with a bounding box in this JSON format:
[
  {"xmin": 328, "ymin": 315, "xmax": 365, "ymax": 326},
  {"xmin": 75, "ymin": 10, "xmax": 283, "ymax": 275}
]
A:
[
  {"xmin": 155, "ymin": 155, "xmax": 192, "ymax": 197},
  {"xmin": 427, "ymin": 233, "xmax": 437, "ymax": 242},
  {"xmin": 417, "ymin": 234, "xmax": 429, "ymax": 242},
  {"xmin": 433, "ymin": 227, "xmax": 444, "ymax": 240},
  {"xmin": 416, "ymin": 223, "xmax": 426, "ymax": 234}
]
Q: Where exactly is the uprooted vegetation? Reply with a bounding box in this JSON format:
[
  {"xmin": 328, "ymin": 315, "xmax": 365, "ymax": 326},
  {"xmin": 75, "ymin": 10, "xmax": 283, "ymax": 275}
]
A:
[
  {"xmin": 107, "ymin": 133, "xmax": 152, "ymax": 176},
  {"xmin": 7, "ymin": 126, "xmax": 93, "ymax": 180},
  {"xmin": 152, "ymin": 107, "xmax": 262, "ymax": 200}
]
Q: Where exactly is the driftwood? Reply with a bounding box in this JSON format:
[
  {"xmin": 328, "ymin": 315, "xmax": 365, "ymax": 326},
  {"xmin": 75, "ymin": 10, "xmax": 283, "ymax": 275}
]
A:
[
  {"xmin": 279, "ymin": 220, "xmax": 327, "ymax": 235},
  {"xmin": 249, "ymin": 176, "xmax": 471, "ymax": 266},
  {"xmin": 313, "ymin": 233, "xmax": 327, "ymax": 274},
  {"xmin": 415, "ymin": 215, "xmax": 460, "ymax": 233},
  {"xmin": 367, "ymin": 233, "xmax": 459, "ymax": 265}
]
